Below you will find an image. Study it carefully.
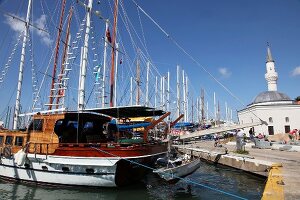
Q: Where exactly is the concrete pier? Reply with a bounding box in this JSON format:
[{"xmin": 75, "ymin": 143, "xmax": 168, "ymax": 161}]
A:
[{"xmin": 175, "ymin": 140, "xmax": 300, "ymax": 200}]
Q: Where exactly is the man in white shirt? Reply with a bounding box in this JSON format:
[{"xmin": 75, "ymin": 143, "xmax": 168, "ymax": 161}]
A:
[{"xmin": 236, "ymin": 129, "xmax": 245, "ymax": 151}]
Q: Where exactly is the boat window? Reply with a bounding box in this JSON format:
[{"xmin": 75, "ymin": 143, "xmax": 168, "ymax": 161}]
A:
[
  {"xmin": 86, "ymin": 168, "xmax": 94, "ymax": 174},
  {"xmin": 5, "ymin": 136, "xmax": 13, "ymax": 145},
  {"xmin": 28, "ymin": 119, "xmax": 44, "ymax": 131},
  {"xmin": 54, "ymin": 120, "xmax": 64, "ymax": 136},
  {"xmin": 62, "ymin": 167, "xmax": 70, "ymax": 172},
  {"xmin": 0, "ymin": 136, "xmax": 3, "ymax": 145},
  {"xmin": 15, "ymin": 137, "xmax": 23, "ymax": 146}
]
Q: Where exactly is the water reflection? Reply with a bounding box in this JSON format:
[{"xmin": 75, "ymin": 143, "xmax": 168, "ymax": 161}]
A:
[{"xmin": 0, "ymin": 162, "xmax": 265, "ymax": 200}]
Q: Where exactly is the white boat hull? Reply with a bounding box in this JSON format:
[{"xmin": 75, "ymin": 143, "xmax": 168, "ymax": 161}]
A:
[{"xmin": 0, "ymin": 154, "xmax": 118, "ymax": 187}]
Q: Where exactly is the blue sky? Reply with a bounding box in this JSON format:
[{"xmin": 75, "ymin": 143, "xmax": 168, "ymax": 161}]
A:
[{"xmin": 0, "ymin": 0, "xmax": 299, "ymax": 123}]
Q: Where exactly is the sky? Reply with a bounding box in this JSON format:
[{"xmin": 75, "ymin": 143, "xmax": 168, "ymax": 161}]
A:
[{"xmin": 0, "ymin": 0, "xmax": 299, "ymax": 124}]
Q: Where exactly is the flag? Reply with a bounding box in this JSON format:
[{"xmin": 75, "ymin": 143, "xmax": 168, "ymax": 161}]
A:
[{"xmin": 106, "ymin": 28, "xmax": 112, "ymax": 43}]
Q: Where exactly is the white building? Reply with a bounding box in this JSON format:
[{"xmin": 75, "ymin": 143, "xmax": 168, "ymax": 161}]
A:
[{"xmin": 238, "ymin": 46, "xmax": 300, "ymax": 136}]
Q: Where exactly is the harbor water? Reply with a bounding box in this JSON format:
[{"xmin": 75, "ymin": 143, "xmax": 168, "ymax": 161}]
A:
[{"xmin": 0, "ymin": 161, "xmax": 265, "ymax": 200}]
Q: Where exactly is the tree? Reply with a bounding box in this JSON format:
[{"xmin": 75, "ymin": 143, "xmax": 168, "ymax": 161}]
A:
[{"xmin": 295, "ymin": 96, "xmax": 300, "ymax": 101}]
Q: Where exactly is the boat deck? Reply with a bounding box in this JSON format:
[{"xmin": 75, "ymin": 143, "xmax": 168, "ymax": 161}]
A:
[{"xmin": 175, "ymin": 140, "xmax": 300, "ymax": 200}]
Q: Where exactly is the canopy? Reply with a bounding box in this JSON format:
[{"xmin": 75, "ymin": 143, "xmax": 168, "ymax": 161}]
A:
[{"xmin": 85, "ymin": 105, "xmax": 165, "ymax": 118}]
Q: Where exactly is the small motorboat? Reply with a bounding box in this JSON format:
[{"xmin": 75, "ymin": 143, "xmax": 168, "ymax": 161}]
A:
[{"xmin": 153, "ymin": 151, "xmax": 200, "ymax": 182}]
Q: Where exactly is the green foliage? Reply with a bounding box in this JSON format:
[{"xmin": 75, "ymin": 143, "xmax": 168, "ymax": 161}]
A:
[
  {"xmin": 234, "ymin": 150, "xmax": 249, "ymax": 155},
  {"xmin": 295, "ymin": 96, "xmax": 300, "ymax": 101}
]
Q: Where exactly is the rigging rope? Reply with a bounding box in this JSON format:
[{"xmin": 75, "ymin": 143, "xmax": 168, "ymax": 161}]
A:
[{"xmin": 130, "ymin": 0, "xmax": 264, "ymax": 123}]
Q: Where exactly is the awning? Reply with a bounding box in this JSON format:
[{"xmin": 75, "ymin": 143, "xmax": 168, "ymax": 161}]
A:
[{"xmin": 85, "ymin": 105, "xmax": 165, "ymax": 118}]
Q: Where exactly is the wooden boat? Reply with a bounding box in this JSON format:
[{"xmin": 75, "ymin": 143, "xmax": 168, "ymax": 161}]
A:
[
  {"xmin": 153, "ymin": 153, "xmax": 200, "ymax": 182},
  {"xmin": 0, "ymin": 106, "xmax": 170, "ymax": 187}
]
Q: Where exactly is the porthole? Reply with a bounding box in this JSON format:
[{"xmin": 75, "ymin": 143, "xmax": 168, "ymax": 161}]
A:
[
  {"xmin": 62, "ymin": 167, "xmax": 70, "ymax": 172},
  {"xmin": 86, "ymin": 168, "xmax": 95, "ymax": 174}
]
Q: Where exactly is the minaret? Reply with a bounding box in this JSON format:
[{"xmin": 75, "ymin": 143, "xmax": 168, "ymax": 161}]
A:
[{"xmin": 264, "ymin": 44, "xmax": 278, "ymax": 91}]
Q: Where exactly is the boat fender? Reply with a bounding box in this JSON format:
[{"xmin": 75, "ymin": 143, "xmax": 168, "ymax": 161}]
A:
[
  {"xmin": 14, "ymin": 149, "xmax": 26, "ymax": 166},
  {"xmin": 3, "ymin": 146, "xmax": 12, "ymax": 158}
]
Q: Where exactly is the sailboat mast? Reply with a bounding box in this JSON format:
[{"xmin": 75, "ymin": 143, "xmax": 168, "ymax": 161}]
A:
[
  {"xmin": 113, "ymin": 43, "xmax": 119, "ymax": 106},
  {"xmin": 185, "ymin": 75, "xmax": 189, "ymax": 122},
  {"xmin": 145, "ymin": 61, "xmax": 150, "ymax": 106},
  {"xmin": 48, "ymin": 0, "xmax": 67, "ymax": 110},
  {"xmin": 167, "ymin": 71, "xmax": 170, "ymax": 112},
  {"xmin": 201, "ymin": 88, "xmax": 205, "ymax": 123},
  {"xmin": 56, "ymin": 7, "xmax": 73, "ymax": 109},
  {"xmin": 154, "ymin": 76, "xmax": 157, "ymax": 108},
  {"xmin": 182, "ymin": 70, "xmax": 186, "ymax": 121},
  {"xmin": 176, "ymin": 65, "xmax": 180, "ymax": 118},
  {"xmin": 102, "ymin": 20, "xmax": 109, "ymax": 108},
  {"xmin": 130, "ymin": 76, "xmax": 133, "ymax": 105},
  {"xmin": 78, "ymin": 0, "xmax": 93, "ymax": 110},
  {"xmin": 136, "ymin": 57, "xmax": 140, "ymax": 105},
  {"xmin": 109, "ymin": 0, "xmax": 119, "ymax": 107},
  {"xmin": 13, "ymin": 0, "xmax": 32, "ymax": 130}
]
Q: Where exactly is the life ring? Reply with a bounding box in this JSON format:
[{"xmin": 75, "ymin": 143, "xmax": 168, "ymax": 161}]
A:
[{"xmin": 3, "ymin": 146, "xmax": 12, "ymax": 158}]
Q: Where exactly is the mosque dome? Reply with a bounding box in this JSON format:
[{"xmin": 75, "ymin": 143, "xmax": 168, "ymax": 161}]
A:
[{"xmin": 252, "ymin": 91, "xmax": 291, "ymax": 104}]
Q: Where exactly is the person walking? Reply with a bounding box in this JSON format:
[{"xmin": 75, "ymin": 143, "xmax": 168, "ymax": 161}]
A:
[{"xmin": 236, "ymin": 129, "xmax": 245, "ymax": 151}]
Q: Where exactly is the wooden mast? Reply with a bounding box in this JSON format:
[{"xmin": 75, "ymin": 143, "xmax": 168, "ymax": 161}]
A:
[
  {"xmin": 109, "ymin": 0, "xmax": 119, "ymax": 107},
  {"xmin": 48, "ymin": 0, "xmax": 67, "ymax": 110},
  {"xmin": 56, "ymin": 7, "xmax": 73, "ymax": 109}
]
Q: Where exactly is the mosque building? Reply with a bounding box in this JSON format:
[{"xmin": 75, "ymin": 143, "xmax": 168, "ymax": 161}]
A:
[{"xmin": 237, "ymin": 46, "xmax": 300, "ymax": 136}]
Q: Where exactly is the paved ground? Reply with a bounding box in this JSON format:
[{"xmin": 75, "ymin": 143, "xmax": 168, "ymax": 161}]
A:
[{"xmin": 182, "ymin": 140, "xmax": 300, "ymax": 200}]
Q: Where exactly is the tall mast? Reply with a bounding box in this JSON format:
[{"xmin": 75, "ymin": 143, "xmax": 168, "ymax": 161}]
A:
[
  {"xmin": 176, "ymin": 65, "xmax": 180, "ymax": 118},
  {"xmin": 160, "ymin": 76, "xmax": 163, "ymax": 109},
  {"xmin": 13, "ymin": 0, "xmax": 32, "ymax": 129},
  {"xmin": 201, "ymin": 88, "xmax": 205, "ymax": 123},
  {"xmin": 162, "ymin": 75, "xmax": 165, "ymax": 110},
  {"xmin": 145, "ymin": 61, "xmax": 150, "ymax": 106},
  {"xmin": 48, "ymin": 0, "xmax": 67, "ymax": 110},
  {"xmin": 109, "ymin": 0, "xmax": 119, "ymax": 107},
  {"xmin": 167, "ymin": 71, "xmax": 170, "ymax": 112},
  {"xmin": 130, "ymin": 76, "xmax": 133, "ymax": 105},
  {"xmin": 213, "ymin": 92, "xmax": 216, "ymax": 124},
  {"xmin": 78, "ymin": 0, "xmax": 93, "ymax": 110},
  {"xmin": 56, "ymin": 7, "xmax": 73, "ymax": 109},
  {"xmin": 113, "ymin": 43, "xmax": 119, "ymax": 106},
  {"xmin": 102, "ymin": 20, "xmax": 109, "ymax": 108},
  {"xmin": 182, "ymin": 70, "xmax": 186, "ymax": 121},
  {"xmin": 185, "ymin": 75, "xmax": 189, "ymax": 122},
  {"xmin": 154, "ymin": 76, "xmax": 158, "ymax": 108},
  {"xmin": 136, "ymin": 57, "xmax": 141, "ymax": 105}
]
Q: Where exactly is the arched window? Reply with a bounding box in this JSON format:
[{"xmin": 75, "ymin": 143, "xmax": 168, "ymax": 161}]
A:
[
  {"xmin": 285, "ymin": 117, "xmax": 289, "ymax": 123},
  {"xmin": 269, "ymin": 117, "xmax": 273, "ymax": 123}
]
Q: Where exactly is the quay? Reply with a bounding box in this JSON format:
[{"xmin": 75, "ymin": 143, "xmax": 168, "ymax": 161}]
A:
[{"xmin": 176, "ymin": 140, "xmax": 300, "ymax": 200}]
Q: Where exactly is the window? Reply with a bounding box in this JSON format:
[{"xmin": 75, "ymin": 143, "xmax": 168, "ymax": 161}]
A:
[
  {"xmin": 5, "ymin": 136, "xmax": 13, "ymax": 145},
  {"xmin": 268, "ymin": 126, "xmax": 274, "ymax": 135},
  {"xmin": 0, "ymin": 136, "xmax": 3, "ymax": 145},
  {"xmin": 15, "ymin": 137, "xmax": 23, "ymax": 146},
  {"xmin": 28, "ymin": 119, "xmax": 44, "ymax": 131},
  {"xmin": 268, "ymin": 117, "xmax": 273, "ymax": 123},
  {"xmin": 285, "ymin": 126, "xmax": 290, "ymax": 133},
  {"xmin": 285, "ymin": 117, "xmax": 289, "ymax": 123}
]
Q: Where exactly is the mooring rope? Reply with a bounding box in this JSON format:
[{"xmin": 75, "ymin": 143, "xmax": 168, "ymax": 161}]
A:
[{"xmin": 90, "ymin": 146, "xmax": 247, "ymax": 200}]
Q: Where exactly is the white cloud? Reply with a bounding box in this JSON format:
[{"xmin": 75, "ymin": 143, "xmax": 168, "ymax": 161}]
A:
[
  {"xmin": 4, "ymin": 14, "xmax": 24, "ymax": 33},
  {"xmin": 4, "ymin": 13, "xmax": 52, "ymax": 46},
  {"xmin": 34, "ymin": 15, "xmax": 52, "ymax": 46},
  {"xmin": 291, "ymin": 66, "xmax": 300, "ymax": 76},
  {"xmin": 218, "ymin": 67, "xmax": 232, "ymax": 78}
]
